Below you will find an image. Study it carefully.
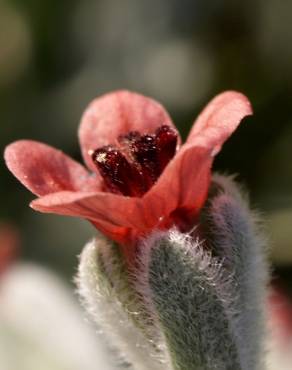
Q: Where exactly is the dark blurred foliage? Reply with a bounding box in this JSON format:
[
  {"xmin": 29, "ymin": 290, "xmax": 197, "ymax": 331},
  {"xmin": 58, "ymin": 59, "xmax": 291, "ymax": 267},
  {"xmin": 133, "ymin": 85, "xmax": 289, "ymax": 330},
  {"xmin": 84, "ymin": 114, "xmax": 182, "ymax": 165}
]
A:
[{"xmin": 1, "ymin": 0, "xmax": 292, "ymax": 282}]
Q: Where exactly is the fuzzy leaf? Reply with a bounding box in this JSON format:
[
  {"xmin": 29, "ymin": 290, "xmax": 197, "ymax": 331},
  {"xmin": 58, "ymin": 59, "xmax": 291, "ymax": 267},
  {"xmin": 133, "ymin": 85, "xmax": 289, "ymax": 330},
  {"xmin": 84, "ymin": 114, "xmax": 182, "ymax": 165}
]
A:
[
  {"xmin": 76, "ymin": 236, "xmax": 168, "ymax": 370},
  {"xmin": 136, "ymin": 230, "xmax": 242, "ymax": 370},
  {"xmin": 202, "ymin": 174, "xmax": 269, "ymax": 370}
]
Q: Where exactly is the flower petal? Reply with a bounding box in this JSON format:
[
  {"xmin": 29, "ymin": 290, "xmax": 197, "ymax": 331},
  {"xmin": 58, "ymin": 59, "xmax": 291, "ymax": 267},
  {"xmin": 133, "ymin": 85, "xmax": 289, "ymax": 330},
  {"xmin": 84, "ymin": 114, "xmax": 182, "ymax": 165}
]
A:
[
  {"xmin": 4, "ymin": 140, "xmax": 100, "ymax": 196},
  {"xmin": 31, "ymin": 191, "xmax": 130, "ymax": 243},
  {"xmin": 187, "ymin": 91, "xmax": 253, "ymax": 155},
  {"xmin": 79, "ymin": 90, "xmax": 180, "ymax": 171},
  {"xmin": 29, "ymin": 146, "xmax": 212, "ymax": 242},
  {"xmin": 30, "ymin": 190, "xmax": 149, "ymax": 233},
  {"xmin": 143, "ymin": 145, "xmax": 212, "ymax": 227}
]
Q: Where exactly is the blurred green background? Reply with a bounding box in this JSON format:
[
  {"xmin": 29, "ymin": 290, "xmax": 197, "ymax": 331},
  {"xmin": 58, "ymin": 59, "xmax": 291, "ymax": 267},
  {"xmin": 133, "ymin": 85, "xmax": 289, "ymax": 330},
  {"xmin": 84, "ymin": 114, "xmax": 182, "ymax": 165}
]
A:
[{"xmin": 1, "ymin": 0, "xmax": 292, "ymax": 287}]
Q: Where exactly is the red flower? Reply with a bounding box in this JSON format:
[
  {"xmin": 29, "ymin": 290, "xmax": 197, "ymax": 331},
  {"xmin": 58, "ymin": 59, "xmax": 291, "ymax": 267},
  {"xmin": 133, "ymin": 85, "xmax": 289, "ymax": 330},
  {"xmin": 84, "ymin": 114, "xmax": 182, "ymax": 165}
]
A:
[{"xmin": 4, "ymin": 91, "xmax": 252, "ymax": 250}]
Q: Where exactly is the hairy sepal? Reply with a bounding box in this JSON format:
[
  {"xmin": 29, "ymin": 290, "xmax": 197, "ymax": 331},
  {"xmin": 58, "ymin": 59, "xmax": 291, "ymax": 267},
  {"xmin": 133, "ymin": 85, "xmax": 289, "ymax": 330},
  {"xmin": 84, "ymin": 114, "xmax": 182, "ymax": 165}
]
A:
[
  {"xmin": 135, "ymin": 230, "xmax": 242, "ymax": 370},
  {"xmin": 76, "ymin": 235, "xmax": 168, "ymax": 370},
  {"xmin": 201, "ymin": 174, "xmax": 269, "ymax": 370}
]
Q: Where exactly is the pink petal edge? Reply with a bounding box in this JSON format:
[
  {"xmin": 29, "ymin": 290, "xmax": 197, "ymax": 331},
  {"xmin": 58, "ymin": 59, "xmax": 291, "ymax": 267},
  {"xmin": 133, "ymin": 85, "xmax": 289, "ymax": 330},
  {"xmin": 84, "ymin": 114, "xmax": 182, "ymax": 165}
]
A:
[
  {"xmin": 143, "ymin": 144, "xmax": 212, "ymax": 224},
  {"xmin": 186, "ymin": 91, "xmax": 253, "ymax": 155},
  {"xmin": 78, "ymin": 90, "xmax": 181, "ymax": 172},
  {"xmin": 30, "ymin": 190, "xmax": 148, "ymax": 231},
  {"xmin": 4, "ymin": 140, "xmax": 100, "ymax": 196}
]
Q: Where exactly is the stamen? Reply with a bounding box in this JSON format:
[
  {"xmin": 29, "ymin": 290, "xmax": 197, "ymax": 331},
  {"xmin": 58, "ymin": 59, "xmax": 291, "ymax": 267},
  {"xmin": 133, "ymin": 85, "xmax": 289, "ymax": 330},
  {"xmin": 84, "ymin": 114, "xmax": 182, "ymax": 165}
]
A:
[
  {"xmin": 131, "ymin": 134, "xmax": 159, "ymax": 185},
  {"xmin": 117, "ymin": 131, "xmax": 141, "ymax": 163},
  {"xmin": 92, "ymin": 125, "xmax": 178, "ymax": 197},
  {"xmin": 155, "ymin": 125, "xmax": 178, "ymax": 171},
  {"xmin": 92, "ymin": 146, "xmax": 145, "ymax": 196}
]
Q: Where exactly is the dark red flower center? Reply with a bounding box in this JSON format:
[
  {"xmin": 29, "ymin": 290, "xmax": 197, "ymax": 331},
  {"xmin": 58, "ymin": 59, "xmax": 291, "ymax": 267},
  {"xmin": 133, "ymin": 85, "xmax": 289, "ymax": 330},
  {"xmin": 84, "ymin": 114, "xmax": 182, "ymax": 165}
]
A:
[{"xmin": 92, "ymin": 125, "xmax": 178, "ymax": 197}]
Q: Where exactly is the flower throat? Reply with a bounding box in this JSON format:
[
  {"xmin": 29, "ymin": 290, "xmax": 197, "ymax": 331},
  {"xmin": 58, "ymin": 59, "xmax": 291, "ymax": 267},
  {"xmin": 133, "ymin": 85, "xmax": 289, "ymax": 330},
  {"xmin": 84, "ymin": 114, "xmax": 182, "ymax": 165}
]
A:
[{"xmin": 92, "ymin": 125, "xmax": 177, "ymax": 197}]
